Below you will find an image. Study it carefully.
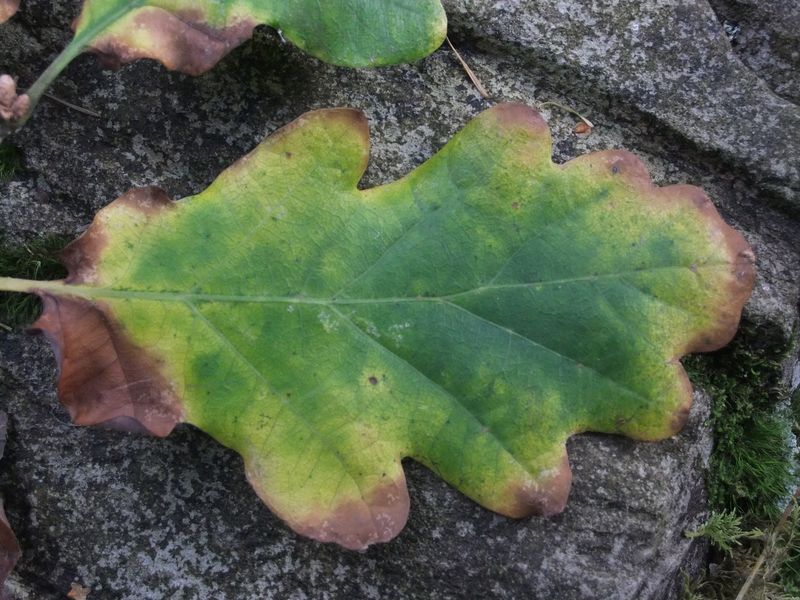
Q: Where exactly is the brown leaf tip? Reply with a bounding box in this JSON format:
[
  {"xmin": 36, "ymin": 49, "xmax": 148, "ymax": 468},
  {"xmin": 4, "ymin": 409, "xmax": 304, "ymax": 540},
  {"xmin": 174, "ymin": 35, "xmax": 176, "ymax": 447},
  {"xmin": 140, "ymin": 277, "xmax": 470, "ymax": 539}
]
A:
[
  {"xmin": 61, "ymin": 187, "xmax": 173, "ymax": 285},
  {"xmin": 32, "ymin": 295, "xmax": 183, "ymax": 437},
  {"xmin": 298, "ymin": 475, "xmax": 410, "ymax": 550},
  {"xmin": 491, "ymin": 102, "xmax": 550, "ymax": 135},
  {"xmin": 506, "ymin": 453, "xmax": 573, "ymax": 518},
  {"xmin": 0, "ymin": 75, "xmax": 30, "ymax": 122},
  {"xmin": 668, "ymin": 186, "xmax": 756, "ymax": 354},
  {"xmin": 248, "ymin": 468, "xmax": 410, "ymax": 550}
]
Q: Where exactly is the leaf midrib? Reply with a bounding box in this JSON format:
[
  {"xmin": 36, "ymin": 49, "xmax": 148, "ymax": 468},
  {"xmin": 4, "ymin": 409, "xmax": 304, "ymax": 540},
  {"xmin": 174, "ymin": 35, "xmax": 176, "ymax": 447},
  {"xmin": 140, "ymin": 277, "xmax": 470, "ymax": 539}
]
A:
[{"xmin": 24, "ymin": 263, "xmax": 726, "ymax": 304}]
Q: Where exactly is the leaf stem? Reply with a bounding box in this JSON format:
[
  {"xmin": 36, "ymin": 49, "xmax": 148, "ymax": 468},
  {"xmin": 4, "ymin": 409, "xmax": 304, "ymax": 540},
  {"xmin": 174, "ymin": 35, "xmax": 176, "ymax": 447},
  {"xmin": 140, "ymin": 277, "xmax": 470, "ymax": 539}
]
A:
[
  {"xmin": 0, "ymin": 277, "xmax": 41, "ymax": 293},
  {"xmin": 14, "ymin": 1, "xmax": 144, "ymax": 129},
  {"xmin": 445, "ymin": 37, "xmax": 490, "ymax": 99},
  {"xmin": 538, "ymin": 101, "xmax": 595, "ymax": 130}
]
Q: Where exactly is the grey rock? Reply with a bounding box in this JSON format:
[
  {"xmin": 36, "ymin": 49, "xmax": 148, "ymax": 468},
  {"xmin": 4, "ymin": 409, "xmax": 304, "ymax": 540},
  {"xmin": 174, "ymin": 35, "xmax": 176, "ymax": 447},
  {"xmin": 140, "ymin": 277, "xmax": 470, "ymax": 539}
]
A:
[
  {"xmin": 707, "ymin": 0, "xmax": 800, "ymax": 104},
  {"xmin": 0, "ymin": 0, "xmax": 798, "ymax": 598}
]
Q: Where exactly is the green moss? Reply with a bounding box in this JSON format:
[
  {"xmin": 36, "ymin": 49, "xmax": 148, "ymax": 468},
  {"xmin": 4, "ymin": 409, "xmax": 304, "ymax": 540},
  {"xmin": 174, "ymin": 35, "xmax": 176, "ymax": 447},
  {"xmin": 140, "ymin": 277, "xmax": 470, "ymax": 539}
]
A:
[
  {"xmin": 685, "ymin": 510, "xmax": 763, "ymax": 554},
  {"xmin": 684, "ymin": 321, "xmax": 796, "ymax": 521},
  {"xmin": 0, "ymin": 235, "xmax": 69, "ymax": 329},
  {"xmin": 683, "ymin": 320, "xmax": 799, "ymax": 597},
  {"xmin": 0, "ymin": 140, "xmax": 23, "ymax": 181}
]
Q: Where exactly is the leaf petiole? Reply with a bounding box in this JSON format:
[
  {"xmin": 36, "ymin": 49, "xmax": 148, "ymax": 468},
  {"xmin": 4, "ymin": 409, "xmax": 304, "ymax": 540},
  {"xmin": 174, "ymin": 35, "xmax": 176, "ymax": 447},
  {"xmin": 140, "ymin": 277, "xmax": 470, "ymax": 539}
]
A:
[
  {"xmin": 10, "ymin": 0, "xmax": 144, "ymax": 130},
  {"xmin": 0, "ymin": 276, "xmax": 60, "ymax": 294}
]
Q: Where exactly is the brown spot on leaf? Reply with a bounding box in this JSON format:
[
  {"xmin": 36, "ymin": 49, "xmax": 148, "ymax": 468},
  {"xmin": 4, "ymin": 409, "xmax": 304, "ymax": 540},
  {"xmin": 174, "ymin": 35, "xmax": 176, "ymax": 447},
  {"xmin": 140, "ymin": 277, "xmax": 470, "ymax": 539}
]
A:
[
  {"xmin": 82, "ymin": 8, "xmax": 257, "ymax": 76},
  {"xmin": 31, "ymin": 296, "xmax": 183, "ymax": 437},
  {"xmin": 61, "ymin": 187, "xmax": 173, "ymax": 285}
]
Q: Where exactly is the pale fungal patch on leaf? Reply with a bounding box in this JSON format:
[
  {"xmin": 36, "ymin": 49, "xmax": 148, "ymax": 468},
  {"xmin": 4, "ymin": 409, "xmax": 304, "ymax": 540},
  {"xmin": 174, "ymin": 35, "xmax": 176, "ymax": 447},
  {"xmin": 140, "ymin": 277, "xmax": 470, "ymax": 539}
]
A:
[{"xmin": 0, "ymin": 104, "xmax": 755, "ymax": 550}]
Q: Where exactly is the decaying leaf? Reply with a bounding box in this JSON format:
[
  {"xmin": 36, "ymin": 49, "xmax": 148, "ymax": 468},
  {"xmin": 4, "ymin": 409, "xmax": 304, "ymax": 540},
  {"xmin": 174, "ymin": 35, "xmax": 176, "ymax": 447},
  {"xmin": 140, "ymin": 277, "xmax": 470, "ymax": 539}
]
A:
[
  {"xmin": 67, "ymin": 582, "xmax": 90, "ymax": 600},
  {"xmin": 0, "ymin": 75, "xmax": 29, "ymax": 122},
  {"xmin": 0, "ymin": 0, "xmax": 447, "ymax": 134},
  {"xmin": 0, "ymin": 413, "xmax": 20, "ymax": 597},
  {"xmin": 0, "ymin": 0, "xmax": 18, "ymax": 24},
  {"xmin": 0, "ymin": 104, "xmax": 755, "ymax": 549}
]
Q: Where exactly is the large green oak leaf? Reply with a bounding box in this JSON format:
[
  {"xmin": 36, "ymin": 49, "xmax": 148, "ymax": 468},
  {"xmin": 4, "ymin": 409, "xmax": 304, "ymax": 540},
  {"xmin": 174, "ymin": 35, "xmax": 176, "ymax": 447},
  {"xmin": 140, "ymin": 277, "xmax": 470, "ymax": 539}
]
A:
[
  {"xmin": 0, "ymin": 0, "xmax": 447, "ymax": 133},
  {"xmin": 0, "ymin": 104, "xmax": 755, "ymax": 549}
]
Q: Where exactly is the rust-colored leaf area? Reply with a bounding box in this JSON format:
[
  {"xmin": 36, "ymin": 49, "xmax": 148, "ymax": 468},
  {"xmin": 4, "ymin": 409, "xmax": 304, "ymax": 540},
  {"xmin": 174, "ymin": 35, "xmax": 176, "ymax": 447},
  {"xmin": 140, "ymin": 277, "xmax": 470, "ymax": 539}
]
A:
[
  {"xmin": 84, "ymin": 8, "xmax": 258, "ymax": 76},
  {"xmin": 0, "ymin": 0, "xmax": 18, "ymax": 24},
  {"xmin": 32, "ymin": 295, "xmax": 183, "ymax": 437},
  {"xmin": 32, "ymin": 187, "xmax": 182, "ymax": 437}
]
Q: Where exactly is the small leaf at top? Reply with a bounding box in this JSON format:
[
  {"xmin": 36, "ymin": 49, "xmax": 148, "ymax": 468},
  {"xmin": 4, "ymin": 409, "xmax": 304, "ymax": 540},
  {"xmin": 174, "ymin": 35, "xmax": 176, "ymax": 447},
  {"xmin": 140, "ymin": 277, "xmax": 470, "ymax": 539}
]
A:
[
  {"xmin": 0, "ymin": 0, "xmax": 447, "ymax": 134},
  {"xmin": 0, "ymin": 104, "xmax": 755, "ymax": 549}
]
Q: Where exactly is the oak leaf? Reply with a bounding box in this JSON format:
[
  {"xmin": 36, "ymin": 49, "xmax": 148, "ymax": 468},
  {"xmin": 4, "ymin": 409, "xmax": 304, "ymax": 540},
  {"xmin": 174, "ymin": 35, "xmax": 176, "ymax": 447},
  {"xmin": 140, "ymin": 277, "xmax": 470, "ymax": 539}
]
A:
[
  {"xmin": 0, "ymin": 104, "xmax": 755, "ymax": 549},
  {"xmin": 0, "ymin": 0, "xmax": 447, "ymax": 134}
]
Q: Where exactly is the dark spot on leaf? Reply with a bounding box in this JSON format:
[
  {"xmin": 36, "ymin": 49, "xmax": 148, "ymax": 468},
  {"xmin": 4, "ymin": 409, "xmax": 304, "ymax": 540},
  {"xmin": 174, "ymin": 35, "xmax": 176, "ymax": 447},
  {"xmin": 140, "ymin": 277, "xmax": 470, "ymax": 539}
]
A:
[
  {"xmin": 612, "ymin": 164, "xmax": 621, "ymax": 174},
  {"xmin": 369, "ymin": 376, "xmax": 378, "ymax": 385},
  {"xmin": 285, "ymin": 152, "xmax": 293, "ymax": 158},
  {"xmin": 511, "ymin": 202, "xmax": 520, "ymax": 210}
]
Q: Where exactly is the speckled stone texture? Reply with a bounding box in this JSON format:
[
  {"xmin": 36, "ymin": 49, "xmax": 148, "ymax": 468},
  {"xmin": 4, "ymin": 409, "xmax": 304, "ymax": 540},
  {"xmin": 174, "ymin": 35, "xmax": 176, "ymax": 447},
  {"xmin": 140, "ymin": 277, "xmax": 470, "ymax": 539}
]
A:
[{"xmin": 0, "ymin": 0, "xmax": 798, "ymax": 598}]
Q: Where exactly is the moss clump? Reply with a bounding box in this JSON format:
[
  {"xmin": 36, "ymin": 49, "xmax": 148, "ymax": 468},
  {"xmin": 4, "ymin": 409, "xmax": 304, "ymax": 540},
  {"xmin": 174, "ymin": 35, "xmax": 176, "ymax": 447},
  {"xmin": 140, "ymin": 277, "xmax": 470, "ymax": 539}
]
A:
[
  {"xmin": 683, "ymin": 320, "xmax": 799, "ymax": 597},
  {"xmin": 684, "ymin": 321, "xmax": 796, "ymax": 520},
  {"xmin": 0, "ymin": 235, "xmax": 69, "ymax": 329}
]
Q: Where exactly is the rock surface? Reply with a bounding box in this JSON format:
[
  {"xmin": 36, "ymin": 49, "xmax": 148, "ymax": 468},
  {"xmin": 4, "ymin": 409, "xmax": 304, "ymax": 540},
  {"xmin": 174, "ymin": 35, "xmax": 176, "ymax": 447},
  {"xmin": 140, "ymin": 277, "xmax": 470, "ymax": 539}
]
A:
[{"xmin": 0, "ymin": 0, "xmax": 798, "ymax": 598}]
